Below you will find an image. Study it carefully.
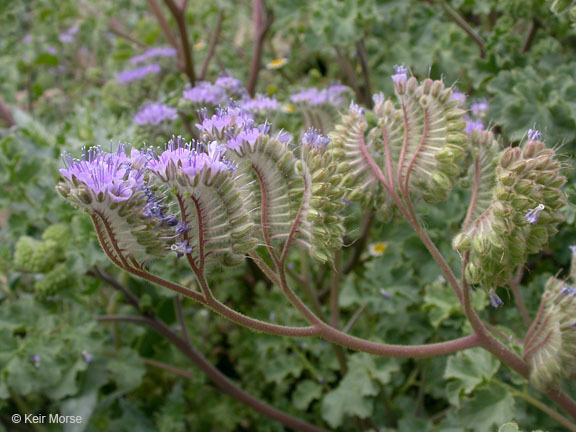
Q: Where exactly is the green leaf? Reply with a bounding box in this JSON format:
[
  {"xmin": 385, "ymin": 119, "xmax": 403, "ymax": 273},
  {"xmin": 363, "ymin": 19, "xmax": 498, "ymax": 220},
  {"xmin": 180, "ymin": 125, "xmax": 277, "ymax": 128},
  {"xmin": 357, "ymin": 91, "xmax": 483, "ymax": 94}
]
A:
[
  {"xmin": 457, "ymin": 385, "xmax": 515, "ymax": 432},
  {"xmin": 106, "ymin": 347, "xmax": 145, "ymax": 392},
  {"xmin": 321, "ymin": 353, "xmax": 396, "ymax": 427},
  {"xmin": 444, "ymin": 348, "xmax": 500, "ymax": 397},
  {"xmin": 292, "ymin": 379, "xmax": 323, "ymax": 411}
]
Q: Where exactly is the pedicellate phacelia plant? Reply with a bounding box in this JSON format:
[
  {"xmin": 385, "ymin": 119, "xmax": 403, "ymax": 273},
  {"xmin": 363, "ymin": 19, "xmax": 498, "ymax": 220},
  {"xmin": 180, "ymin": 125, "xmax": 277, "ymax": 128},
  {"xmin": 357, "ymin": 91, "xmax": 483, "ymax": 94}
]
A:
[{"xmin": 57, "ymin": 67, "xmax": 576, "ymax": 426}]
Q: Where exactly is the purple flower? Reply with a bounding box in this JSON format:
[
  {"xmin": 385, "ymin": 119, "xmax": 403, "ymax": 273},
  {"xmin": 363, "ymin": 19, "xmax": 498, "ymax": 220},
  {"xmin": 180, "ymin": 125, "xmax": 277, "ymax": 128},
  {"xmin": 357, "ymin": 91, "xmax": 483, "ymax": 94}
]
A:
[
  {"xmin": 60, "ymin": 145, "xmax": 145, "ymax": 203},
  {"xmin": 59, "ymin": 23, "xmax": 79, "ymax": 44},
  {"xmin": 130, "ymin": 46, "xmax": 177, "ymax": 64},
  {"xmin": 570, "ymin": 245, "xmax": 576, "ymax": 254},
  {"xmin": 451, "ymin": 90, "xmax": 467, "ymax": 105},
  {"xmin": 525, "ymin": 204, "xmax": 545, "ymax": 225},
  {"xmin": 349, "ymin": 101, "xmax": 365, "ymax": 115},
  {"xmin": 489, "ymin": 289, "xmax": 504, "ymax": 308},
  {"xmin": 290, "ymin": 85, "xmax": 349, "ymax": 107},
  {"xmin": 215, "ymin": 76, "xmax": 248, "ymax": 98},
  {"xmin": 391, "ymin": 65, "xmax": 408, "ymax": 84},
  {"xmin": 527, "ymin": 129, "xmax": 542, "ymax": 141},
  {"xmin": 148, "ymin": 137, "xmax": 234, "ymax": 183},
  {"xmin": 81, "ymin": 350, "xmax": 94, "ymax": 363},
  {"xmin": 175, "ymin": 221, "xmax": 189, "ymax": 235},
  {"xmin": 171, "ymin": 240, "xmax": 192, "ymax": 258},
  {"xmin": 241, "ymin": 95, "xmax": 279, "ymax": 114},
  {"xmin": 45, "ymin": 46, "xmax": 57, "ymax": 55},
  {"xmin": 301, "ymin": 128, "xmax": 330, "ymax": 148},
  {"xmin": 227, "ymin": 127, "xmax": 262, "ymax": 151},
  {"xmin": 465, "ymin": 117, "xmax": 484, "ymax": 134},
  {"xmin": 183, "ymin": 82, "xmax": 228, "ymax": 105},
  {"xmin": 30, "ymin": 354, "xmax": 41, "ymax": 368},
  {"xmin": 470, "ymin": 100, "xmax": 489, "ymax": 117},
  {"xmin": 372, "ymin": 92, "xmax": 385, "ymax": 106},
  {"xmin": 133, "ymin": 102, "xmax": 178, "ymax": 126},
  {"xmin": 116, "ymin": 64, "xmax": 161, "ymax": 84}
]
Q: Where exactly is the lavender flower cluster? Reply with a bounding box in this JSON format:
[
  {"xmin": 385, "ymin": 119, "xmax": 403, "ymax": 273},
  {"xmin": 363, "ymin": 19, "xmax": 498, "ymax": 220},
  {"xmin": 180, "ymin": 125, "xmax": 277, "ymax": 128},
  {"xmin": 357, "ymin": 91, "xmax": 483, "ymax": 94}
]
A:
[
  {"xmin": 133, "ymin": 103, "xmax": 178, "ymax": 126},
  {"xmin": 290, "ymin": 85, "xmax": 349, "ymax": 107},
  {"xmin": 116, "ymin": 64, "xmax": 161, "ymax": 84},
  {"xmin": 130, "ymin": 47, "xmax": 177, "ymax": 65},
  {"xmin": 450, "ymin": 89, "xmax": 488, "ymax": 134}
]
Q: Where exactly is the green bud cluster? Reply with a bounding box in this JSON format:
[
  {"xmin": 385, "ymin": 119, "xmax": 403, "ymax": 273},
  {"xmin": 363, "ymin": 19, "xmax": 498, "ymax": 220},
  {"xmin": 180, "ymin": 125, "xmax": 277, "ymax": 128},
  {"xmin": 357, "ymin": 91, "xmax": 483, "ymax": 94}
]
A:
[
  {"xmin": 34, "ymin": 263, "xmax": 72, "ymax": 297},
  {"xmin": 392, "ymin": 78, "xmax": 467, "ymax": 202},
  {"xmin": 524, "ymin": 278, "xmax": 576, "ymax": 389},
  {"xmin": 295, "ymin": 140, "xmax": 347, "ymax": 262},
  {"xmin": 14, "ymin": 236, "xmax": 62, "ymax": 273},
  {"xmin": 331, "ymin": 105, "xmax": 393, "ymax": 220},
  {"xmin": 455, "ymin": 136, "xmax": 567, "ymax": 289},
  {"xmin": 226, "ymin": 134, "xmax": 304, "ymax": 250},
  {"xmin": 332, "ymin": 77, "xmax": 467, "ymax": 220}
]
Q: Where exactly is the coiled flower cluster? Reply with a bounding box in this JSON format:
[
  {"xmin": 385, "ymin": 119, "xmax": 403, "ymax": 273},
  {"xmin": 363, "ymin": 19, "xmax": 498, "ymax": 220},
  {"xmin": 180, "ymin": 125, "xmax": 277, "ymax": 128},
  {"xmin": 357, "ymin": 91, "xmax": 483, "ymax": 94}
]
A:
[
  {"xmin": 524, "ymin": 276, "xmax": 576, "ymax": 389},
  {"xmin": 454, "ymin": 132, "xmax": 567, "ymax": 292}
]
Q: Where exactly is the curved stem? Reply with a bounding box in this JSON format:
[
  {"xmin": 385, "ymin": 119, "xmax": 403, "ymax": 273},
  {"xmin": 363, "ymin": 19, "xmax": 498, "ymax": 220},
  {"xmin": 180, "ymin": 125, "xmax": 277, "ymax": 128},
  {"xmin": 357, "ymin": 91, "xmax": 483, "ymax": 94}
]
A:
[
  {"xmin": 98, "ymin": 316, "xmax": 327, "ymax": 432},
  {"xmin": 277, "ymin": 268, "xmax": 482, "ymax": 357}
]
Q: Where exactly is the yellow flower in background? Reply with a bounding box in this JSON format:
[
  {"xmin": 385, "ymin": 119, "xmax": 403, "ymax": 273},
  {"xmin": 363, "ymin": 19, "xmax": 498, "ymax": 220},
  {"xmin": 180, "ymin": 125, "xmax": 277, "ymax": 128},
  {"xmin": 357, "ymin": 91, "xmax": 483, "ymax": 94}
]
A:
[
  {"xmin": 266, "ymin": 57, "xmax": 288, "ymax": 70},
  {"xmin": 283, "ymin": 104, "xmax": 295, "ymax": 113},
  {"xmin": 369, "ymin": 241, "xmax": 387, "ymax": 257},
  {"xmin": 193, "ymin": 41, "xmax": 206, "ymax": 51}
]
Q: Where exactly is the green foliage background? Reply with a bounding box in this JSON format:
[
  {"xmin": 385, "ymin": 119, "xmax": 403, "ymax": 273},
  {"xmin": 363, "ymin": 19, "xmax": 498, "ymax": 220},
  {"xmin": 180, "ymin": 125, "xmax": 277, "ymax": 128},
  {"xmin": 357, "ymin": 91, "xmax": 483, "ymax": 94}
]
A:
[{"xmin": 1, "ymin": 0, "xmax": 576, "ymax": 431}]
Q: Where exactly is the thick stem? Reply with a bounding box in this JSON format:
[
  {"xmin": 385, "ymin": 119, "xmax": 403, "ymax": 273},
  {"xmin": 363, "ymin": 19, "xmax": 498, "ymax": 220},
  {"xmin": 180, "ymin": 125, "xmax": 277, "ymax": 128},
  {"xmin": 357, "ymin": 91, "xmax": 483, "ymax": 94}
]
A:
[
  {"xmin": 98, "ymin": 316, "xmax": 327, "ymax": 432},
  {"xmin": 277, "ymin": 269, "xmax": 482, "ymax": 357}
]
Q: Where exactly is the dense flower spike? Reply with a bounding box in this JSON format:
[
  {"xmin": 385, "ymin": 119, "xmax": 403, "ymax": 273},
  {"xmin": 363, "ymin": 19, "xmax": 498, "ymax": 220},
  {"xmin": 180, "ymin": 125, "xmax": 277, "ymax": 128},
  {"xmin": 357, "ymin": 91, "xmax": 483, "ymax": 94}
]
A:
[
  {"xmin": 57, "ymin": 145, "xmax": 175, "ymax": 262},
  {"xmin": 332, "ymin": 72, "xmax": 467, "ymax": 219},
  {"xmin": 524, "ymin": 277, "xmax": 576, "ymax": 389},
  {"xmin": 116, "ymin": 64, "xmax": 162, "ymax": 84},
  {"xmin": 223, "ymin": 123, "xmax": 304, "ymax": 251},
  {"xmin": 133, "ymin": 102, "xmax": 178, "ymax": 126},
  {"xmin": 130, "ymin": 46, "xmax": 177, "ymax": 64},
  {"xmin": 290, "ymin": 85, "xmax": 351, "ymax": 133},
  {"xmin": 240, "ymin": 95, "xmax": 279, "ymax": 115},
  {"xmin": 147, "ymin": 137, "xmax": 256, "ymax": 266},
  {"xmin": 183, "ymin": 81, "xmax": 228, "ymax": 106},
  {"xmin": 454, "ymin": 130, "xmax": 567, "ymax": 290},
  {"xmin": 296, "ymin": 129, "xmax": 347, "ymax": 261}
]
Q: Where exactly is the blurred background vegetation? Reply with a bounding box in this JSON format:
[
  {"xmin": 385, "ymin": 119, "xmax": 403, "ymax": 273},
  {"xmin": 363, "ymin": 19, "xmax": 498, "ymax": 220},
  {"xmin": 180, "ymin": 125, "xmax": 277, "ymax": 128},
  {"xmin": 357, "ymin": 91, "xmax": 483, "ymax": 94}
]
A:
[{"xmin": 1, "ymin": 0, "xmax": 576, "ymax": 430}]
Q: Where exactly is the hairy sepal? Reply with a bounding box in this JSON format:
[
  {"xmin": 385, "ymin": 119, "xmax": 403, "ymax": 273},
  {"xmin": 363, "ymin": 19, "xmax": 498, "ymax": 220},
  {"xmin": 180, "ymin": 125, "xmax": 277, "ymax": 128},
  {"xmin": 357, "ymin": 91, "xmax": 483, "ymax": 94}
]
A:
[
  {"xmin": 524, "ymin": 278, "xmax": 576, "ymax": 389},
  {"xmin": 455, "ymin": 137, "xmax": 567, "ymax": 289},
  {"xmin": 227, "ymin": 134, "xmax": 303, "ymax": 248}
]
